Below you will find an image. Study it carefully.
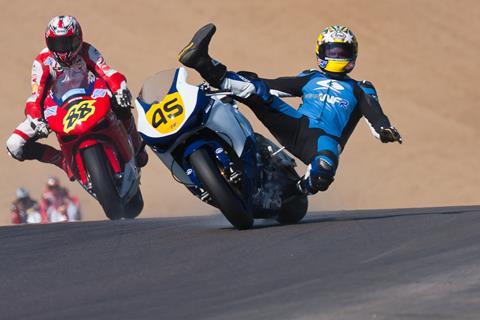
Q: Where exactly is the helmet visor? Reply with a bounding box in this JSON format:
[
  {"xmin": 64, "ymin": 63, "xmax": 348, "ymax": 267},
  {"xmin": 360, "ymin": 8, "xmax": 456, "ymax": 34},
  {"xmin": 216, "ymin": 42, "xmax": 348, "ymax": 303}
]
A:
[
  {"xmin": 319, "ymin": 43, "xmax": 355, "ymax": 60},
  {"xmin": 46, "ymin": 35, "xmax": 81, "ymax": 53}
]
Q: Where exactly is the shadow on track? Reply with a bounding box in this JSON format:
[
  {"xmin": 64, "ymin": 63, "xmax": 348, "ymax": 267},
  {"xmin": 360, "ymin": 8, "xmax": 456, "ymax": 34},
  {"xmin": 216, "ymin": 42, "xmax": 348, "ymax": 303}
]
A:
[{"xmin": 244, "ymin": 205, "xmax": 480, "ymax": 230}]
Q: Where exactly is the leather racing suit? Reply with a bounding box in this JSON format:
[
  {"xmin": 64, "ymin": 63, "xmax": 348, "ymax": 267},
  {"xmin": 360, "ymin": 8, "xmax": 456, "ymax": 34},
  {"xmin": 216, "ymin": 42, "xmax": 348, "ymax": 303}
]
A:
[
  {"xmin": 6, "ymin": 42, "xmax": 146, "ymax": 176},
  {"xmin": 222, "ymin": 69, "xmax": 392, "ymax": 193}
]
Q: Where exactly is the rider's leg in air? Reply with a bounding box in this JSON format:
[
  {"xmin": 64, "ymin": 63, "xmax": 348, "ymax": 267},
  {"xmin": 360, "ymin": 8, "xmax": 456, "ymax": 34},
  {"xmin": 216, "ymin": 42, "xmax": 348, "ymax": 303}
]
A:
[
  {"xmin": 6, "ymin": 117, "xmax": 74, "ymax": 179},
  {"xmin": 178, "ymin": 24, "xmax": 337, "ymax": 195}
]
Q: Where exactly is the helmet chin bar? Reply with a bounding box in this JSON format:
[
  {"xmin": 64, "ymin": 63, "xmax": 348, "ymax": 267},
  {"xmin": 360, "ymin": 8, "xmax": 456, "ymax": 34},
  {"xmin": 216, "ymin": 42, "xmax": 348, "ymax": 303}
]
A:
[
  {"xmin": 54, "ymin": 52, "xmax": 73, "ymax": 66},
  {"xmin": 344, "ymin": 61, "xmax": 355, "ymax": 72},
  {"xmin": 317, "ymin": 57, "xmax": 355, "ymax": 75},
  {"xmin": 53, "ymin": 45, "xmax": 82, "ymax": 67}
]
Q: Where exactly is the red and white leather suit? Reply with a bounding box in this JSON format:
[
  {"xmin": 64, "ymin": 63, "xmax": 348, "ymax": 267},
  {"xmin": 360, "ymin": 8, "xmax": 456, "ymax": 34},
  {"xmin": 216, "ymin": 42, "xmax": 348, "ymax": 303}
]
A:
[{"xmin": 6, "ymin": 43, "xmax": 144, "ymax": 175}]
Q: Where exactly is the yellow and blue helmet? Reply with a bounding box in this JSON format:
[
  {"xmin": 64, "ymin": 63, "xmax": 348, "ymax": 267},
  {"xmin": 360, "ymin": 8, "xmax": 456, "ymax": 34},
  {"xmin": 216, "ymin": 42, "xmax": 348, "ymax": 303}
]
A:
[{"xmin": 315, "ymin": 25, "xmax": 358, "ymax": 74}]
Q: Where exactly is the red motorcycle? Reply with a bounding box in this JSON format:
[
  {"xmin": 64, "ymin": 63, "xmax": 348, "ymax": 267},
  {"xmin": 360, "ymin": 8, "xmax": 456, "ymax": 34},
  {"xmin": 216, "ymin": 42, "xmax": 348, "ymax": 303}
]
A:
[{"xmin": 43, "ymin": 68, "xmax": 143, "ymax": 220}]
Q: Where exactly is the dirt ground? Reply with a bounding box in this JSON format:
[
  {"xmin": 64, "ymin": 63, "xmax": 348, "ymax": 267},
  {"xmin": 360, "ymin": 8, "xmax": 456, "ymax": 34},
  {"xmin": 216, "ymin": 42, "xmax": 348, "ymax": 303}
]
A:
[{"xmin": 1, "ymin": 0, "xmax": 479, "ymax": 225}]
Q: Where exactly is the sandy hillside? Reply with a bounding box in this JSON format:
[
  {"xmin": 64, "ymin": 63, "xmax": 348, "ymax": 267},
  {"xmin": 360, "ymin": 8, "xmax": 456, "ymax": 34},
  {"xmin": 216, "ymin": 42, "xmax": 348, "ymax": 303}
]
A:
[{"xmin": 1, "ymin": 0, "xmax": 479, "ymax": 225}]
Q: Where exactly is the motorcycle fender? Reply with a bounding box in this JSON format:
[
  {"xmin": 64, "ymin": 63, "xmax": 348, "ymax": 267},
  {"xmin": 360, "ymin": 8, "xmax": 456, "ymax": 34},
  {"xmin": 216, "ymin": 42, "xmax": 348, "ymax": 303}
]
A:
[
  {"xmin": 78, "ymin": 139, "xmax": 98, "ymax": 150},
  {"xmin": 182, "ymin": 139, "xmax": 222, "ymax": 159},
  {"xmin": 75, "ymin": 151, "xmax": 88, "ymax": 185},
  {"xmin": 76, "ymin": 141, "xmax": 122, "ymax": 185},
  {"xmin": 75, "ymin": 140, "xmax": 99, "ymax": 185},
  {"xmin": 103, "ymin": 145, "xmax": 122, "ymax": 174}
]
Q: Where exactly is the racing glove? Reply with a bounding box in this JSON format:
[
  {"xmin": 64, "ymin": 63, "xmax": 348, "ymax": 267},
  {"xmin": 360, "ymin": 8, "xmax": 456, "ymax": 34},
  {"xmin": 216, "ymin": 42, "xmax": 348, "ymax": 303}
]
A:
[
  {"xmin": 114, "ymin": 88, "xmax": 132, "ymax": 108},
  {"xmin": 379, "ymin": 126, "xmax": 402, "ymax": 144},
  {"xmin": 30, "ymin": 116, "xmax": 50, "ymax": 138}
]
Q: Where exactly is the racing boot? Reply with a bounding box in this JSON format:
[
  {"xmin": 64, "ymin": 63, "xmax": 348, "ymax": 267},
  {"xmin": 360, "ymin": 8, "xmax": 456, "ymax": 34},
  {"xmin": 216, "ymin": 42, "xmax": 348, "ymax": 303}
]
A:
[
  {"xmin": 122, "ymin": 116, "xmax": 148, "ymax": 168},
  {"xmin": 178, "ymin": 23, "xmax": 227, "ymax": 88}
]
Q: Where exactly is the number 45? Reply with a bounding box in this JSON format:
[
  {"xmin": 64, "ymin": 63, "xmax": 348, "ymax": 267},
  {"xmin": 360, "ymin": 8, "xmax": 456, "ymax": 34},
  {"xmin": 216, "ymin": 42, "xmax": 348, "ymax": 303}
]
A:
[{"xmin": 151, "ymin": 97, "xmax": 184, "ymax": 128}]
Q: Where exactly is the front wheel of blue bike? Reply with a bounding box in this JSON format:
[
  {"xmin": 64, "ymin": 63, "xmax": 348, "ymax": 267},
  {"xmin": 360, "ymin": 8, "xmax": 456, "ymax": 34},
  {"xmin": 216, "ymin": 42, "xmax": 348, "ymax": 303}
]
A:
[{"xmin": 189, "ymin": 148, "xmax": 254, "ymax": 230}]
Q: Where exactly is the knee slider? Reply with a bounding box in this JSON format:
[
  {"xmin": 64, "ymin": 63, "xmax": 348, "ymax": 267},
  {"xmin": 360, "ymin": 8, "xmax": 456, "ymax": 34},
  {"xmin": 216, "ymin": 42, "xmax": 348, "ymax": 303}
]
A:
[
  {"xmin": 310, "ymin": 158, "xmax": 335, "ymax": 192},
  {"xmin": 312, "ymin": 164, "xmax": 334, "ymax": 192}
]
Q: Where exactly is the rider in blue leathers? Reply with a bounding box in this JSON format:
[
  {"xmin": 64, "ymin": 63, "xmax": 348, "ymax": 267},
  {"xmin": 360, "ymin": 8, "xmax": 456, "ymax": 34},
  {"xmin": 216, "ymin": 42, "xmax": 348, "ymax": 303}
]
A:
[{"xmin": 178, "ymin": 24, "xmax": 402, "ymax": 195}]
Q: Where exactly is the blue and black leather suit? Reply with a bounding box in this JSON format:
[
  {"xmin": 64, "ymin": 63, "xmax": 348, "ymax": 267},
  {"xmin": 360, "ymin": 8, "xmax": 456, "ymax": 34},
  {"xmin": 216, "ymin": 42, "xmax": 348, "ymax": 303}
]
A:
[{"xmin": 230, "ymin": 69, "xmax": 392, "ymax": 193}]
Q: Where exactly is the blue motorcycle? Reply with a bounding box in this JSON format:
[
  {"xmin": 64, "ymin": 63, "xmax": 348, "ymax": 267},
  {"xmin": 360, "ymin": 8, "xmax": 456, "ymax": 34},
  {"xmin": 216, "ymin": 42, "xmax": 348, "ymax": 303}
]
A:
[{"xmin": 135, "ymin": 67, "xmax": 308, "ymax": 229}]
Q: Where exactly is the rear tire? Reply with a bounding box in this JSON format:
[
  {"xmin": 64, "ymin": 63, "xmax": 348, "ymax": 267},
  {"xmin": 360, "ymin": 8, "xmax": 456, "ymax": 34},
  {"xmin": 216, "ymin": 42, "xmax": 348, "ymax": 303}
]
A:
[
  {"xmin": 82, "ymin": 145, "xmax": 124, "ymax": 220},
  {"xmin": 276, "ymin": 194, "xmax": 308, "ymax": 225},
  {"xmin": 189, "ymin": 148, "xmax": 253, "ymax": 230}
]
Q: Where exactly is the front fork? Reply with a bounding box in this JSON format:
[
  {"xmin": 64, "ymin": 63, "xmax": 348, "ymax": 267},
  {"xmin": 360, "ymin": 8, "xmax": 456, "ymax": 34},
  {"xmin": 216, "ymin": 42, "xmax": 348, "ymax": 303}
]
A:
[{"xmin": 186, "ymin": 146, "xmax": 243, "ymax": 204}]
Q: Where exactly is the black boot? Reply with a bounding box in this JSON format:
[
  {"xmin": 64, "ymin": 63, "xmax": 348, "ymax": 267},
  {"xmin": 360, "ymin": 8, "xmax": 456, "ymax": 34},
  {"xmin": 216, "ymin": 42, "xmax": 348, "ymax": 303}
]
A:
[
  {"xmin": 178, "ymin": 23, "xmax": 227, "ymax": 88},
  {"xmin": 121, "ymin": 116, "xmax": 149, "ymax": 168}
]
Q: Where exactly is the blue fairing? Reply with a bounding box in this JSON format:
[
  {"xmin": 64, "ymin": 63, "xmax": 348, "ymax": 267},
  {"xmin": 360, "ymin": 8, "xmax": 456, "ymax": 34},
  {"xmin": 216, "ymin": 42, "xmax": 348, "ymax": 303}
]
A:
[
  {"xmin": 183, "ymin": 139, "xmax": 222, "ymax": 159},
  {"xmin": 238, "ymin": 135, "xmax": 257, "ymax": 197},
  {"xmin": 137, "ymin": 84, "xmax": 211, "ymax": 151}
]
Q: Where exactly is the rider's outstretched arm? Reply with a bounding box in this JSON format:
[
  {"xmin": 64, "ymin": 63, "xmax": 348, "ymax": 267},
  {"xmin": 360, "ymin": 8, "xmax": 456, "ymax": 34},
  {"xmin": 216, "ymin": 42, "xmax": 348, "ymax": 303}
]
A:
[
  {"xmin": 262, "ymin": 71, "xmax": 315, "ymax": 97},
  {"xmin": 354, "ymin": 81, "xmax": 391, "ymax": 138}
]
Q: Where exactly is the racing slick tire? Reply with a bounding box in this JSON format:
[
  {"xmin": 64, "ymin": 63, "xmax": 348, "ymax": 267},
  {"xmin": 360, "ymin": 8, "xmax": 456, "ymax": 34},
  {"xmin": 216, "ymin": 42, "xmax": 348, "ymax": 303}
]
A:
[
  {"xmin": 82, "ymin": 144, "xmax": 125, "ymax": 220},
  {"xmin": 189, "ymin": 147, "xmax": 254, "ymax": 230}
]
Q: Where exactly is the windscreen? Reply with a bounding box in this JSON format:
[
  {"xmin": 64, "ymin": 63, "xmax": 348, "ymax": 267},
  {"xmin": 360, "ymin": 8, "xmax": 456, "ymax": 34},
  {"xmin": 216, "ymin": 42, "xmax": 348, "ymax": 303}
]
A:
[
  {"xmin": 138, "ymin": 69, "xmax": 177, "ymax": 104},
  {"xmin": 51, "ymin": 64, "xmax": 91, "ymax": 102}
]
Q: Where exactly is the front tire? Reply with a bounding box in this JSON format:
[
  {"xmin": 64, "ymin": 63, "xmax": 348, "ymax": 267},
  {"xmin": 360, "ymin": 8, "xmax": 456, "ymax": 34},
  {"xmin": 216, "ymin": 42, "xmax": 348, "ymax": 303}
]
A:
[
  {"xmin": 82, "ymin": 145, "xmax": 124, "ymax": 220},
  {"xmin": 124, "ymin": 189, "xmax": 143, "ymax": 219},
  {"xmin": 189, "ymin": 148, "xmax": 253, "ymax": 230}
]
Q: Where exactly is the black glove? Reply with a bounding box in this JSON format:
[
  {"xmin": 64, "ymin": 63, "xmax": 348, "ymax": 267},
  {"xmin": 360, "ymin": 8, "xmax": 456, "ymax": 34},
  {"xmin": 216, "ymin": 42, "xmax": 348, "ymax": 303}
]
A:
[
  {"xmin": 114, "ymin": 88, "xmax": 132, "ymax": 108},
  {"xmin": 379, "ymin": 126, "xmax": 402, "ymax": 144}
]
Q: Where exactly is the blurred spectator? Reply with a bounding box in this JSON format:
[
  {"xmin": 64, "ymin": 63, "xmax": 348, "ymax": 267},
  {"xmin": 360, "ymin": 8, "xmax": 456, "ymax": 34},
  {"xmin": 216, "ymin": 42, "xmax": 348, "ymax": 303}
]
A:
[
  {"xmin": 11, "ymin": 188, "xmax": 42, "ymax": 224},
  {"xmin": 41, "ymin": 176, "xmax": 82, "ymax": 223}
]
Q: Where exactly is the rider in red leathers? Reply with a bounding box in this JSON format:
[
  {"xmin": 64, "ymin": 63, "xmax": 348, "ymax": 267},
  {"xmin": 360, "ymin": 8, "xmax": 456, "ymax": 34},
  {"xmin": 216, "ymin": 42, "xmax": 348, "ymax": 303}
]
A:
[
  {"xmin": 40, "ymin": 176, "xmax": 81, "ymax": 222},
  {"xmin": 6, "ymin": 15, "xmax": 148, "ymax": 178}
]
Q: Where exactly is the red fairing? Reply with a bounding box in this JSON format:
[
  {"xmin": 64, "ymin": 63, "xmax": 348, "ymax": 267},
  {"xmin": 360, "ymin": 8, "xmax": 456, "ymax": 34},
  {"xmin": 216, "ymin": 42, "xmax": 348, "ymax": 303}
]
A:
[
  {"xmin": 25, "ymin": 43, "xmax": 126, "ymax": 119},
  {"xmin": 43, "ymin": 76, "xmax": 133, "ymax": 186}
]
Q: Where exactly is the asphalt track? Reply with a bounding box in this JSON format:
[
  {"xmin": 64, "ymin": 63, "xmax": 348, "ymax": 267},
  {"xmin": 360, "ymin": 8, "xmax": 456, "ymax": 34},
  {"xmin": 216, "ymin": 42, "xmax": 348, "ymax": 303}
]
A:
[{"xmin": 1, "ymin": 206, "xmax": 480, "ymax": 320}]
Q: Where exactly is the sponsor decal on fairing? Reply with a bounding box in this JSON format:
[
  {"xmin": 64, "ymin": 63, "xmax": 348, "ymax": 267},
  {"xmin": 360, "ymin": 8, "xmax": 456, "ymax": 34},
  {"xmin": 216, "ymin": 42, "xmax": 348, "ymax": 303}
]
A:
[
  {"xmin": 92, "ymin": 89, "xmax": 107, "ymax": 99},
  {"xmin": 44, "ymin": 106, "xmax": 58, "ymax": 119}
]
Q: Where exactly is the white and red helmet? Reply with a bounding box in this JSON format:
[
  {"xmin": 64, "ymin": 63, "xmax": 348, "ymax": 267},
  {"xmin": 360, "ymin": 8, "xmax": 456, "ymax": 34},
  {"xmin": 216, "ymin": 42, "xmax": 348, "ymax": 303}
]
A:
[{"xmin": 45, "ymin": 15, "xmax": 83, "ymax": 66}]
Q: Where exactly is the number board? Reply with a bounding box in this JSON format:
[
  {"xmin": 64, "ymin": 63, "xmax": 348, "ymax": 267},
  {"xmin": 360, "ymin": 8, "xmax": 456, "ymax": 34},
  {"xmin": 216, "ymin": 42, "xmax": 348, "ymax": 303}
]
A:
[
  {"xmin": 146, "ymin": 92, "xmax": 186, "ymax": 135},
  {"xmin": 63, "ymin": 100, "xmax": 96, "ymax": 133}
]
